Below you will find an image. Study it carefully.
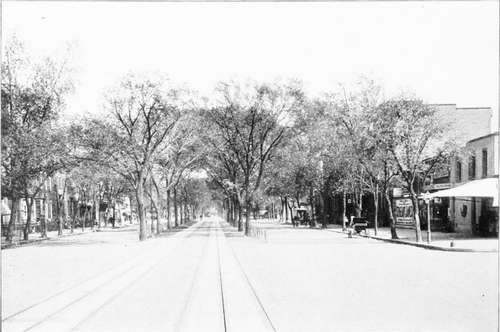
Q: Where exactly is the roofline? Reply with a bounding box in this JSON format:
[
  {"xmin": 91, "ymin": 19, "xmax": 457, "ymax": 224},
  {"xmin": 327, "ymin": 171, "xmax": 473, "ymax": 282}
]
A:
[
  {"xmin": 456, "ymin": 107, "xmax": 492, "ymax": 110},
  {"xmin": 427, "ymin": 104, "xmax": 492, "ymax": 110},
  {"xmin": 467, "ymin": 131, "xmax": 499, "ymax": 144}
]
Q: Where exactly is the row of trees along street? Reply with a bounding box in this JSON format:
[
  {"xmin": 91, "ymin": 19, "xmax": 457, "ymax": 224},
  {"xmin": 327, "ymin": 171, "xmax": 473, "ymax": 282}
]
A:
[{"xmin": 2, "ymin": 37, "xmax": 458, "ymax": 242}]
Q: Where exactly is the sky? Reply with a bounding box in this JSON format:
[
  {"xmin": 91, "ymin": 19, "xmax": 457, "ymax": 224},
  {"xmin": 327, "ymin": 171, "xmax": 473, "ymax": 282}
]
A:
[{"xmin": 2, "ymin": 1, "xmax": 499, "ymax": 128}]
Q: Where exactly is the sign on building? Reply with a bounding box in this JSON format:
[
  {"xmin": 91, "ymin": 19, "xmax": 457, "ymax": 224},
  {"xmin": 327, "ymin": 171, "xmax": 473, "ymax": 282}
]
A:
[{"xmin": 394, "ymin": 198, "xmax": 415, "ymax": 227}]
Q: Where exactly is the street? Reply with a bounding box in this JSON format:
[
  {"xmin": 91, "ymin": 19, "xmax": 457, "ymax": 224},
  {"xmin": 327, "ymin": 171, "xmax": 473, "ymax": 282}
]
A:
[{"xmin": 2, "ymin": 217, "xmax": 498, "ymax": 332}]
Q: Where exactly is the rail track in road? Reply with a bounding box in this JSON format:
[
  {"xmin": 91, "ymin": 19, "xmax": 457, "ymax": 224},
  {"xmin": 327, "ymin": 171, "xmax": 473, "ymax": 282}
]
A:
[
  {"xmin": 2, "ymin": 220, "xmax": 208, "ymax": 332},
  {"xmin": 70, "ymin": 227, "xmax": 212, "ymax": 332},
  {"xmin": 215, "ymin": 220, "xmax": 277, "ymax": 332},
  {"xmin": 170, "ymin": 223, "xmax": 212, "ymax": 332},
  {"xmin": 3, "ymin": 218, "xmax": 277, "ymax": 332}
]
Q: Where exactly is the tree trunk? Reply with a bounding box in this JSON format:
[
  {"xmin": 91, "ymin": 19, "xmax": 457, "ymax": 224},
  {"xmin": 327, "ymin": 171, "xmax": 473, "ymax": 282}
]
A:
[
  {"xmin": 228, "ymin": 197, "xmax": 233, "ymax": 226},
  {"xmin": 384, "ymin": 190, "xmax": 398, "ymax": 239},
  {"xmin": 373, "ymin": 185, "xmax": 379, "ymax": 236},
  {"xmin": 155, "ymin": 184, "xmax": 161, "ymax": 235},
  {"xmin": 23, "ymin": 197, "xmax": 34, "ymax": 241},
  {"xmin": 342, "ymin": 192, "xmax": 347, "ymax": 230},
  {"xmin": 6, "ymin": 197, "xmax": 19, "ymax": 243},
  {"xmin": 309, "ymin": 187, "xmax": 315, "ymax": 227},
  {"xmin": 155, "ymin": 205, "xmax": 160, "ymax": 235},
  {"xmin": 57, "ymin": 195, "xmax": 63, "ymax": 236},
  {"xmin": 150, "ymin": 206, "xmax": 155, "ymax": 235},
  {"xmin": 174, "ymin": 188, "xmax": 178, "ymax": 227},
  {"xmin": 113, "ymin": 203, "xmax": 116, "ymax": 229},
  {"xmin": 320, "ymin": 192, "xmax": 327, "ymax": 229},
  {"xmin": 101, "ymin": 199, "xmax": 106, "ymax": 228},
  {"xmin": 179, "ymin": 202, "xmax": 184, "ymax": 225},
  {"xmin": 71, "ymin": 200, "xmax": 76, "ymax": 233},
  {"xmin": 244, "ymin": 188, "xmax": 251, "ymax": 236},
  {"xmin": 284, "ymin": 196, "xmax": 289, "ymax": 222},
  {"xmin": 359, "ymin": 192, "xmax": 363, "ymax": 217},
  {"xmin": 233, "ymin": 197, "xmax": 238, "ymax": 226},
  {"xmin": 166, "ymin": 188, "xmax": 171, "ymax": 230},
  {"xmin": 230, "ymin": 196, "xmax": 235, "ymax": 226},
  {"xmin": 279, "ymin": 197, "xmax": 283, "ymax": 222},
  {"xmin": 354, "ymin": 191, "xmax": 362, "ymax": 218},
  {"xmin": 91, "ymin": 200, "xmax": 96, "ymax": 231},
  {"xmin": 237, "ymin": 198, "xmax": 243, "ymax": 232},
  {"xmin": 409, "ymin": 187, "xmax": 423, "ymax": 242},
  {"xmin": 226, "ymin": 198, "xmax": 231, "ymax": 225},
  {"xmin": 184, "ymin": 204, "xmax": 188, "ymax": 222},
  {"xmin": 136, "ymin": 177, "xmax": 147, "ymax": 241},
  {"xmin": 83, "ymin": 205, "xmax": 88, "ymax": 232}
]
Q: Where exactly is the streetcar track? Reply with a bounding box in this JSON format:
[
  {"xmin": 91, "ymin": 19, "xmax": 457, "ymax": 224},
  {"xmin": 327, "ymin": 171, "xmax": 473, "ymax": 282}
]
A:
[
  {"xmin": 2, "ymin": 226, "xmax": 197, "ymax": 323},
  {"xmin": 5, "ymin": 218, "xmax": 277, "ymax": 332},
  {"xmin": 215, "ymin": 222, "xmax": 228, "ymax": 332},
  {"xmin": 69, "ymin": 223, "xmax": 210, "ymax": 332},
  {"xmin": 2, "ymin": 245, "xmax": 149, "ymax": 322},
  {"xmin": 173, "ymin": 220, "xmax": 214, "ymax": 332},
  {"xmin": 23, "ymin": 261, "xmax": 147, "ymax": 331},
  {"xmin": 219, "ymin": 220, "xmax": 278, "ymax": 332},
  {"xmin": 2, "ymin": 220, "xmax": 205, "ymax": 331}
]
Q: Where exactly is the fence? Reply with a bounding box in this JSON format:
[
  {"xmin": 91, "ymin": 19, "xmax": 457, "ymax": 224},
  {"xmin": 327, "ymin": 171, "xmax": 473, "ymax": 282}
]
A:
[{"xmin": 247, "ymin": 224, "xmax": 268, "ymax": 242}]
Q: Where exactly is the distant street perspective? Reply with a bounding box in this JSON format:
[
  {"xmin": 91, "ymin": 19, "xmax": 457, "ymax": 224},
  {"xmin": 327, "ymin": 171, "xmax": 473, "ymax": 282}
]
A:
[{"xmin": 2, "ymin": 2, "xmax": 499, "ymax": 332}]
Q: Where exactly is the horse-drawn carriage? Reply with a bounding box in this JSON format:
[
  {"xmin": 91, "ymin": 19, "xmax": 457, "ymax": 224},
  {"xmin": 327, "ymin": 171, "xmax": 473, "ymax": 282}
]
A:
[
  {"xmin": 350, "ymin": 217, "xmax": 368, "ymax": 234},
  {"xmin": 292, "ymin": 208, "xmax": 311, "ymax": 227}
]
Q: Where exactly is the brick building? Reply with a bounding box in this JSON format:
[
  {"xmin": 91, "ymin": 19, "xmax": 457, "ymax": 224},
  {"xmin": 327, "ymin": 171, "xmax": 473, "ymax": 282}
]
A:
[
  {"xmin": 421, "ymin": 103, "xmax": 497, "ymax": 236},
  {"xmin": 432, "ymin": 104, "xmax": 493, "ymax": 145},
  {"xmin": 397, "ymin": 104, "xmax": 494, "ymax": 233},
  {"xmin": 448, "ymin": 132, "xmax": 499, "ymax": 235}
]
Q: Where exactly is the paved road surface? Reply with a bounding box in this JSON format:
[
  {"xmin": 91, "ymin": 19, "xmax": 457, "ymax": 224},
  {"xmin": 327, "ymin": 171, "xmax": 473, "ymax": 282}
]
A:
[
  {"xmin": 2, "ymin": 217, "xmax": 498, "ymax": 332},
  {"xmin": 2, "ymin": 218, "xmax": 274, "ymax": 332}
]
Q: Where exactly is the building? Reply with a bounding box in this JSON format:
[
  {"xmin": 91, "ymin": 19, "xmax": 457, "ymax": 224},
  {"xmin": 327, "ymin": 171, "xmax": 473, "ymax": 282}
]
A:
[
  {"xmin": 424, "ymin": 131, "xmax": 498, "ymax": 236},
  {"xmin": 432, "ymin": 104, "xmax": 493, "ymax": 145},
  {"xmin": 1, "ymin": 178, "xmax": 55, "ymax": 237},
  {"xmin": 395, "ymin": 104, "xmax": 494, "ymax": 232},
  {"xmin": 448, "ymin": 132, "xmax": 498, "ymax": 235}
]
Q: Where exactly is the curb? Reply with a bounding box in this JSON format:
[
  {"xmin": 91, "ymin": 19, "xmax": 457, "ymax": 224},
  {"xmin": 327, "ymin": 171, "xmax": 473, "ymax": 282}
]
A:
[{"xmin": 326, "ymin": 228, "xmax": 498, "ymax": 253}]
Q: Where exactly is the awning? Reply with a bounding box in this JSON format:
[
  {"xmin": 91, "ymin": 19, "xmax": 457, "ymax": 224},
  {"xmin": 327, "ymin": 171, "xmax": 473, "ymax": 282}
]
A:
[{"xmin": 429, "ymin": 177, "xmax": 498, "ymax": 207}]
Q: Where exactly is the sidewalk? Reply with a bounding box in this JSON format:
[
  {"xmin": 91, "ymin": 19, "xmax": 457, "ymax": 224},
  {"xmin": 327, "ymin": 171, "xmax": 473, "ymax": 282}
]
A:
[
  {"xmin": 326, "ymin": 225, "xmax": 498, "ymax": 252},
  {"xmin": 248, "ymin": 218, "xmax": 498, "ymax": 252},
  {"xmin": 1, "ymin": 224, "xmax": 134, "ymax": 249}
]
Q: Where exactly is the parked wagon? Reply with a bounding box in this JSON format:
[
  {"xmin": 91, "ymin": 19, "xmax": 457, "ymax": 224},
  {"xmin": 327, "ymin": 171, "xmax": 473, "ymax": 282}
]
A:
[{"xmin": 351, "ymin": 217, "xmax": 368, "ymax": 234}]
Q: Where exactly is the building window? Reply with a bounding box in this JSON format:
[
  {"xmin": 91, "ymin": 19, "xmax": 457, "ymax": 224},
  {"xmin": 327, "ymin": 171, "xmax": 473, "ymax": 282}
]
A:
[
  {"xmin": 456, "ymin": 161, "xmax": 462, "ymax": 182},
  {"xmin": 482, "ymin": 149, "xmax": 488, "ymax": 177},
  {"xmin": 468, "ymin": 155, "xmax": 476, "ymax": 180}
]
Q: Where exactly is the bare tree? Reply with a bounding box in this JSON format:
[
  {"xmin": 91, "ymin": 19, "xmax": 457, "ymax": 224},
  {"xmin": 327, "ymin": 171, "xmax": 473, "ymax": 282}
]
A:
[
  {"xmin": 75, "ymin": 73, "xmax": 184, "ymax": 241},
  {"xmin": 334, "ymin": 79, "xmax": 400, "ymax": 237},
  {"xmin": 205, "ymin": 80, "xmax": 304, "ymax": 235},
  {"xmin": 379, "ymin": 98, "xmax": 452, "ymax": 242}
]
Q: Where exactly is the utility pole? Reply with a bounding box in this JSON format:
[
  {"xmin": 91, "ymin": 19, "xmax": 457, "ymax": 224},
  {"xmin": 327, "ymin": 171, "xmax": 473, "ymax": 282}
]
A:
[{"xmin": 424, "ymin": 191, "xmax": 432, "ymax": 243}]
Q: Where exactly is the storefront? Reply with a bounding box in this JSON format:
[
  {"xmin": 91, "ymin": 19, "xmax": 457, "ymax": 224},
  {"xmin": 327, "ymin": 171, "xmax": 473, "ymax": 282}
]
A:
[{"xmin": 430, "ymin": 177, "xmax": 498, "ymax": 237}]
